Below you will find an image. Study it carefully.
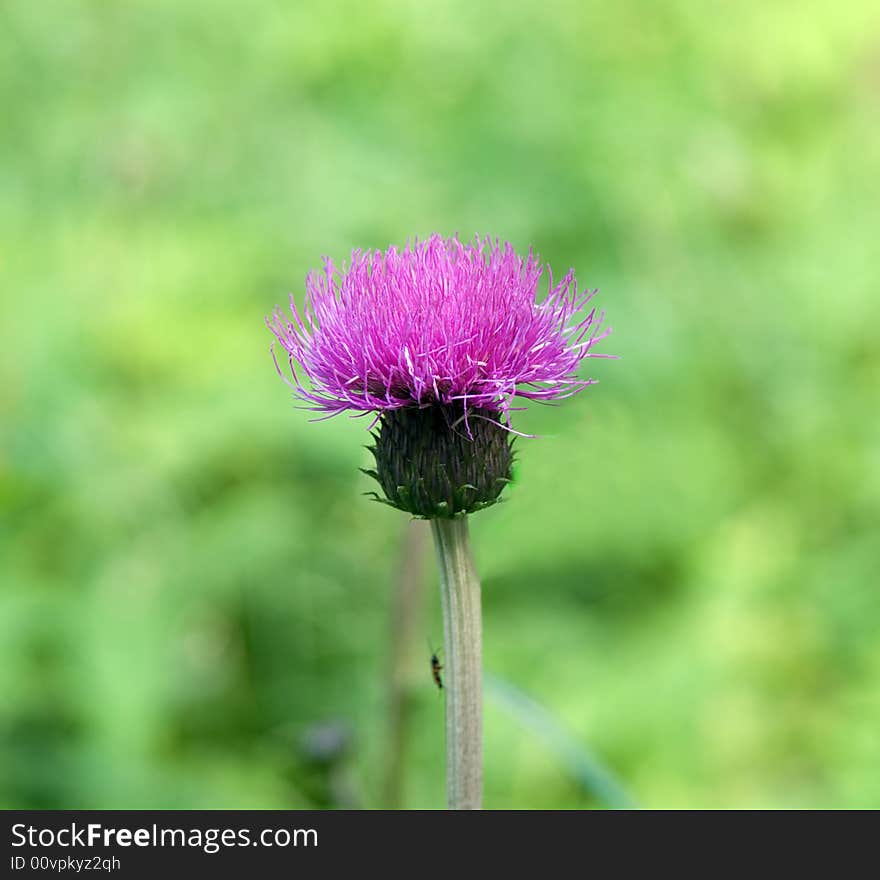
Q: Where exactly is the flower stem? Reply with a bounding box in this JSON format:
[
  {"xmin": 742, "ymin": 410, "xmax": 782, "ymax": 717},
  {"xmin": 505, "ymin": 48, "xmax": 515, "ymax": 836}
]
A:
[
  {"xmin": 430, "ymin": 516, "xmax": 482, "ymax": 810},
  {"xmin": 382, "ymin": 520, "xmax": 429, "ymax": 808}
]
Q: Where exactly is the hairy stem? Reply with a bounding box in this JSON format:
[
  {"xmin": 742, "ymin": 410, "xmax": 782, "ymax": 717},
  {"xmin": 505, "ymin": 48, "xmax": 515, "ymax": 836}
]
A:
[{"xmin": 431, "ymin": 516, "xmax": 482, "ymax": 810}]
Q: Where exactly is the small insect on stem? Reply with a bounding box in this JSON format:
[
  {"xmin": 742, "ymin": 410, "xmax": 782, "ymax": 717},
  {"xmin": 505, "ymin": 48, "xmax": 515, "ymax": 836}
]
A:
[{"xmin": 428, "ymin": 641, "xmax": 444, "ymax": 690}]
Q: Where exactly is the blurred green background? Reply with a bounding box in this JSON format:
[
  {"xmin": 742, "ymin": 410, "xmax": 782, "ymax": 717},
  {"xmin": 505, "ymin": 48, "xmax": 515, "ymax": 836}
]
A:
[{"xmin": 2, "ymin": 0, "xmax": 879, "ymax": 809}]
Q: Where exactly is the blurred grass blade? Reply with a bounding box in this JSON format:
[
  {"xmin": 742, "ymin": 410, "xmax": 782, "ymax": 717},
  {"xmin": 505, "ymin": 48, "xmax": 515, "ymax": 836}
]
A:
[{"xmin": 485, "ymin": 673, "xmax": 638, "ymax": 810}]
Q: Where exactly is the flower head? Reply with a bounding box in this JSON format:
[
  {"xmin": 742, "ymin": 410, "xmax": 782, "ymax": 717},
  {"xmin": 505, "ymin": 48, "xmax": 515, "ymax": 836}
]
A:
[
  {"xmin": 268, "ymin": 234, "xmax": 612, "ymax": 517},
  {"xmin": 268, "ymin": 234, "xmax": 610, "ymax": 423}
]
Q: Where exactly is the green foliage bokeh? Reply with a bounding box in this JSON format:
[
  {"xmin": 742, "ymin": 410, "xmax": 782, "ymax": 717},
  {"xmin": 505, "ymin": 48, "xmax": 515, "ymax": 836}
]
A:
[{"xmin": 2, "ymin": 0, "xmax": 879, "ymax": 808}]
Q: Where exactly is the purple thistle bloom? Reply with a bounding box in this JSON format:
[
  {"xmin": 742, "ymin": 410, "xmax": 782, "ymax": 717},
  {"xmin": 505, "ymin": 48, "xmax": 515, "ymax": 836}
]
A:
[{"xmin": 267, "ymin": 234, "xmax": 612, "ymax": 427}]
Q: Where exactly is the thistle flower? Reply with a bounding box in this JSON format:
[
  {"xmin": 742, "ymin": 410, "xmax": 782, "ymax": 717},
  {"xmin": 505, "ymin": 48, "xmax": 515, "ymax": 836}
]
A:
[
  {"xmin": 268, "ymin": 234, "xmax": 613, "ymax": 809},
  {"xmin": 267, "ymin": 234, "xmax": 611, "ymax": 518}
]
